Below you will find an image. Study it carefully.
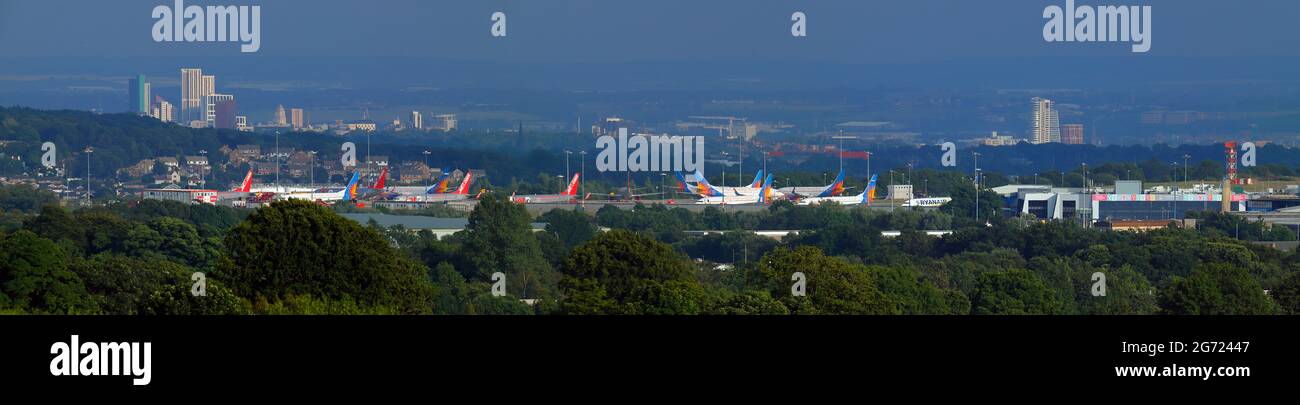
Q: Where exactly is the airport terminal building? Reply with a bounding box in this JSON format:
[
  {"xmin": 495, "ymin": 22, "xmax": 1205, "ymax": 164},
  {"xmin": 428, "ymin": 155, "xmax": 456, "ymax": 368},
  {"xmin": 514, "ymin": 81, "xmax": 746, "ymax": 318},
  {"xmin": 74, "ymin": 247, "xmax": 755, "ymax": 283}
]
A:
[{"xmin": 994, "ymin": 181, "xmax": 1246, "ymax": 222}]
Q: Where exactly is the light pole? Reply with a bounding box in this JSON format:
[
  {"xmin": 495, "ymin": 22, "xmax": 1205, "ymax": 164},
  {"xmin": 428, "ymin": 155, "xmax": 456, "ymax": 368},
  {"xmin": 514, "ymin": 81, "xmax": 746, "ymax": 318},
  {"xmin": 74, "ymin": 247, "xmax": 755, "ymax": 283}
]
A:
[
  {"xmin": 84, "ymin": 146, "xmax": 92, "ymax": 203},
  {"xmin": 308, "ymin": 151, "xmax": 317, "ymax": 201},
  {"xmin": 866, "ymin": 150, "xmax": 872, "ymax": 187},
  {"xmin": 973, "ymin": 152, "xmax": 981, "ymax": 223},
  {"xmin": 1182, "ymin": 154, "xmax": 1190, "ymax": 188},
  {"xmin": 908, "ymin": 160, "xmax": 914, "ymax": 186},
  {"xmin": 1082, "ymin": 162, "xmax": 1088, "ymax": 190},
  {"xmin": 564, "ymin": 150, "xmax": 572, "ymax": 183},
  {"xmin": 199, "ymin": 149, "xmax": 208, "ymax": 188},
  {"xmin": 274, "ymin": 130, "xmax": 280, "ymax": 186},
  {"xmin": 422, "ymin": 150, "xmax": 431, "ymax": 202},
  {"xmin": 660, "ymin": 173, "xmax": 667, "ymax": 200},
  {"xmin": 579, "ymin": 150, "xmax": 587, "ymax": 206}
]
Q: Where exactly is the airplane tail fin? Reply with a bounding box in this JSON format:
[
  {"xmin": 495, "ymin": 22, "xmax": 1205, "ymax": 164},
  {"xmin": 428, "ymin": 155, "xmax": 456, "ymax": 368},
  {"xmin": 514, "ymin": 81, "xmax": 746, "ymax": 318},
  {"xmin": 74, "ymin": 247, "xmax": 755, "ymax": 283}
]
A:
[
  {"xmin": 454, "ymin": 171, "xmax": 474, "ymax": 195},
  {"xmin": 372, "ymin": 167, "xmax": 387, "ymax": 189},
  {"xmin": 563, "ymin": 173, "xmax": 581, "ymax": 195},
  {"xmin": 427, "ymin": 171, "xmax": 452, "ymax": 194},
  {"xmin": 674, "ymin": 171, "xmax": 694, "ymax": 192},
  {"xmin": 749, "ymin": 170, "xmax": 764, "ymax": 188},
  {"xmin": 693, "ymin": 171, "xmax": 724, "ymax": 197},
  {"xmin": 342, "ymin": 171, "xmax": 362, "ymax": 201},
  {"xmin": 818, "ymin": 169, "xmax": 846, "ymax": 197},
  {"xmin": 861, "ymin": 174, "xmax": 878, "ymax": 204},
  {"xmin": 236, "ymin": 169, "xmax": 253, "ymax": 192},
  {"xmin": 758, "ymin": 174, "xmax": 775, "ymax": 204}
]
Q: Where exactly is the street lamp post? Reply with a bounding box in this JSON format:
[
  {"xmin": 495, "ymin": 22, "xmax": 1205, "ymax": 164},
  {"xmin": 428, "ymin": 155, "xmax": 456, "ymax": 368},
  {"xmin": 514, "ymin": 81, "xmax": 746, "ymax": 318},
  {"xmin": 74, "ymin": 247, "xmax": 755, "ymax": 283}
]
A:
[
  {"xmin": 422, "ymin": 150, "xmax": 431, "ymax": 202},
  {"xmin": 866, "ymin": 150, "xmax": 871, "ymax": 185},
  {"xmin": 579, "ymin": 150, "xmax": 587, "ymax": 206},
  {"xmin": 564, "ymin": 150, "xmax": 572, "ymax": 184},
  {"xmin": 274, "ymin": 131, "xmax": 280, "ymax": 186},
  {"xmin": 84, "ymin": 146, "xmax": 92, "ymax": 203},
  {"xmin": 308, "ymin": 151, "xmax": 317, "ymax": 201},
  {"xmin": 973, "ymin": 152, "xmax": 982, "ymax": 223},
  {"xmin": 1082, "ymin": 162, "xmax": 1088, "ymax": 190},
  {"xmin": 660, "ymin": 173, "xmax": 667, "ymax": 199},
  {"xmin": 199, "ymin": 149, "xmax": 208, "ymax": 188}
]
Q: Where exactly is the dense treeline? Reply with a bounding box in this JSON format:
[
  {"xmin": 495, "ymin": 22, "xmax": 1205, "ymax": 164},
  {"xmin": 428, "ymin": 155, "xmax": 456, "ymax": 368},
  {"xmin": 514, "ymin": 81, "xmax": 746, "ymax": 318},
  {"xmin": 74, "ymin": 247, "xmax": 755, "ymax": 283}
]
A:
[{"xmin": 2, "ymin": 183, "xmax": 1299, "ymax": 315}]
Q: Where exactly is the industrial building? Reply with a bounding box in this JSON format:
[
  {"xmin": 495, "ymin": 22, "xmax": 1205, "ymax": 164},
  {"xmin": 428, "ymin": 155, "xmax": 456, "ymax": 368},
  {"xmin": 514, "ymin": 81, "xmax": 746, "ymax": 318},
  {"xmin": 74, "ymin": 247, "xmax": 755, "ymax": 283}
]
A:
[{"xmin": 993, "ymin": 181, "xmax": 1246, "ymax": 222}]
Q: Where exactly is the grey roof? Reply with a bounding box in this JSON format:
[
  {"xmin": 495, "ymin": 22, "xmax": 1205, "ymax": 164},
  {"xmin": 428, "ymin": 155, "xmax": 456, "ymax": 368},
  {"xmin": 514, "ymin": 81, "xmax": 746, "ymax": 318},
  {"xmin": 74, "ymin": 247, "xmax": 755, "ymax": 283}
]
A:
[{"xmin": 341, "ymin": 213, "xmax": 545, "ymax": 231}]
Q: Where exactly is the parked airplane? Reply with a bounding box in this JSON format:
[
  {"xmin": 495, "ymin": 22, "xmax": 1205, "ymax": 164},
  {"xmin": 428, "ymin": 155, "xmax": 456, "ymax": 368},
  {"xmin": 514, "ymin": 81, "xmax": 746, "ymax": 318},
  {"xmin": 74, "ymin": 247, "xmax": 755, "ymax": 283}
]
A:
[
  {"xmin": 693, "ymin": 170, "xmax": 767, "ymax": 197},
  {"xmin": 511, "ymin": 173, "xmax": 580, "ymax": 204},
  {"xmin": 197, "ymin": 169, "xmax": 255, "ymax": 204},
  {"xmin": 278, "ymin": 171, "xmax": 362, "ymax": 202},
  {"xmin": 904, "ymin": 197, "xmax": 953, "ymax": 207},
  {"xmin": 417, "ymin": 171, "xmax": 479, "ymax": 203},
  {"xmin": 780, "ymin": 169, "xmax": 846, "ymax": 197},
  {"xmin": 696, "ymin": 174, "xmax": 775, "ymax": 205},
  {"xmin": 797, "ymin": 174, "xmax": 877, "ymax": 206}
]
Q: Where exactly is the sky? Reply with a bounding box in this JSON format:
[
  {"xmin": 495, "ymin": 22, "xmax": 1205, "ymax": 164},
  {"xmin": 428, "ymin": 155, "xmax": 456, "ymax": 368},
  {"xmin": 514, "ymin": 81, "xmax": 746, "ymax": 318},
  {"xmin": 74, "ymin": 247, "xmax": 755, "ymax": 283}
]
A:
[
  {"xmin": 1, "ymin": 0, "xmax": 1298, "ymax": 95},
  {"xmin": 1, "ymin": 0, "xmax": 1298, "ymax": 62}
]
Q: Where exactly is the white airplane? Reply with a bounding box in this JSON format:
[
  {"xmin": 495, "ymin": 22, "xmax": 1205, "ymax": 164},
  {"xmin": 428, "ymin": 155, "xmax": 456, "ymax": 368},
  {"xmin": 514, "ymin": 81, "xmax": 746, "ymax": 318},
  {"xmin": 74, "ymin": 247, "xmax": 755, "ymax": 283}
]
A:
[
  {"xmin": 693, "ymin": 170, "xmax": 776, "ymax": 199},
  {"xmin": 278, "ymin": 171, "xmax": 362, "ymax": 202},
  {"xmin": 194, "ymin": 169, "xmax": 255, "ymax": 205},
  {"xmin": 696, "ymin": 174, "xmax": 776, "ymax": 205},
  {"xmin": 779, "ymin": 169, "xmax": 847, "ymax": 198},
  {"xmin": 905, "ymin": 197, "xmax": 953, "ymax": 207},
  {"xmin": 386, "ymin": 170, "xmax": 479, "ymax": 202},
  {"xmin": 512, "ymin": 173, "xmax": 580, "ymax": 204},
  {"xmin": 798, "ymin": 174, "xmax": 877, "ymax": 206}
]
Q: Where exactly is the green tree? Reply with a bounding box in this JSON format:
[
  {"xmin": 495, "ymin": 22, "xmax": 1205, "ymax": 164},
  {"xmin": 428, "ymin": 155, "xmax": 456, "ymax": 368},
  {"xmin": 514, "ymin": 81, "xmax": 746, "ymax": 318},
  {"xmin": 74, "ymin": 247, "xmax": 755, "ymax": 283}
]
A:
[
  {"xmin": 217, "ymin": 200, "xmax": 433, "ymax": 314},
  {"xmin": 72, "ymin": 253, "xmax": 191, "ymax": 315},
  {"xmin": 1271, "ymin": 271, "xmax": 1300, "ymax": 315},
  {"xmin": 461, "ymin": 193, "xmax": 556, "ymax": 298},
  {"xmin": 559, "ymin": 229, "xmax": 704, "ymax": 315},
  {"xmin": 143, "ymin": 280, "xmax": 248, "ymax": 315},
  {"xmin": 1160, "ymin": 264, "xmax": 1276, "ymax": 315},
  {"xmin": 970, "ymin": 269, "xmax": 1064, "ymax": 315},
  {"xmin": 539, "ymin": 208, "xmax": 597, "ymax": 250},
  {"xmin": 753, "ymin": 246, "xmax": 893, "ymax": 315},
  {"xmin": 706, "ymin": 291, "xmax": 789, "ymax": 315},
  {"xmin": 0, "ymin": 230, "xmax": 94, "ymax": 313}
]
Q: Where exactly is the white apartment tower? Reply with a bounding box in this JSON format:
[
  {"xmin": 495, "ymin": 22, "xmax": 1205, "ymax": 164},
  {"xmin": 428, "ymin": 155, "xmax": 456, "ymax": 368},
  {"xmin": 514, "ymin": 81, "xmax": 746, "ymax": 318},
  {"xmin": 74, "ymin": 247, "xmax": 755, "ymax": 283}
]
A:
[
  {"xmin": 1032, "ymin": 97, "xmax": 1060, "ymax": 144},
  {"xmin": 410, "ymin": 111, "xmax": 423, "ymax": 130},
  {"xmin": 180, "ymin": 68, "xmax": 203, "ymax": 123},
  {"xmin": 276, "ymin": 105, "xmax": 287, "ymax": 126}
]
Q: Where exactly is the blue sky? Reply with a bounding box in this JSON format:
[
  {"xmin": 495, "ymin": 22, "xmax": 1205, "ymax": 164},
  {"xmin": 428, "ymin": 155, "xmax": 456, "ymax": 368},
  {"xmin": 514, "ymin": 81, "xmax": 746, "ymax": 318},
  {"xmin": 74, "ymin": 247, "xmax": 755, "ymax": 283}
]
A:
[{"xmin": 1, "ymin": 0, "xmax": 1297, "ymax": 62}]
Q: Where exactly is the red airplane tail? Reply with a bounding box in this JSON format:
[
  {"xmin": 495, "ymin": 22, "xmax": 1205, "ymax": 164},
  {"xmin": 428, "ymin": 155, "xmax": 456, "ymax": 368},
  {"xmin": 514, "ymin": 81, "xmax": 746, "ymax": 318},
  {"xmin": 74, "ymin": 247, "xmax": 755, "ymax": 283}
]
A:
[
  {"xmin": 454, "ymin": 171, "xmax": 474, "ymax": 195},
  {"xmin": 564, "ymin": 173, "xmax": 581, "ymax": 195},
  {"xmin": 235, "ymin": 169, "xmax": 253, "ymax": 192},
  {"xmin": 372, "ymin": 167, "xmax": 388, "ymax": 189}
]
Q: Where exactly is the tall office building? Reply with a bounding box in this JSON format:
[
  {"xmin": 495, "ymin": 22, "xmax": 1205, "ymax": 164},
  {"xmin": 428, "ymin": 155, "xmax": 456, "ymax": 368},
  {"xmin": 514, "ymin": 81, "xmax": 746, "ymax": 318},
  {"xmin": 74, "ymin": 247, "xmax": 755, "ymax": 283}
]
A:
[
  {"xmin": 276, "ymin": 105, "xmax": 287, "ymax": 126},
  {"xmin": 1061, "ymin": 124, "xmax": 1084, "ymax": 145},
  {"xmin": 1031, "ymin": 97, "xmax": 1060, "ymax": 144},
  {"xmin": 128, "ymin": 75, "xmax": 149, "ymax": 114},
  {"xmin": 180, "ymin": 68, "xmax": 203, "ymax": 123},
  {"xmin": 410, "ymin": 111, "xmax": 423, "ymax": 130},
  {"xmin": 153, "ymin": 95, "xmax": 175, "ymax": 123},
  {"xmin": 198, "ymin": 75, "xmax": 215, "ymax": 125},
  {"xmin": 205, "ymin": 94, "xmax": 234, "ymax": 126},
  {"xmin": 213, "ymin": 98, "xmax": 238, "ymax": 130},
  {"xmin": 290, "ymin": 108, "xmax": 305, "ymax": 129}
]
